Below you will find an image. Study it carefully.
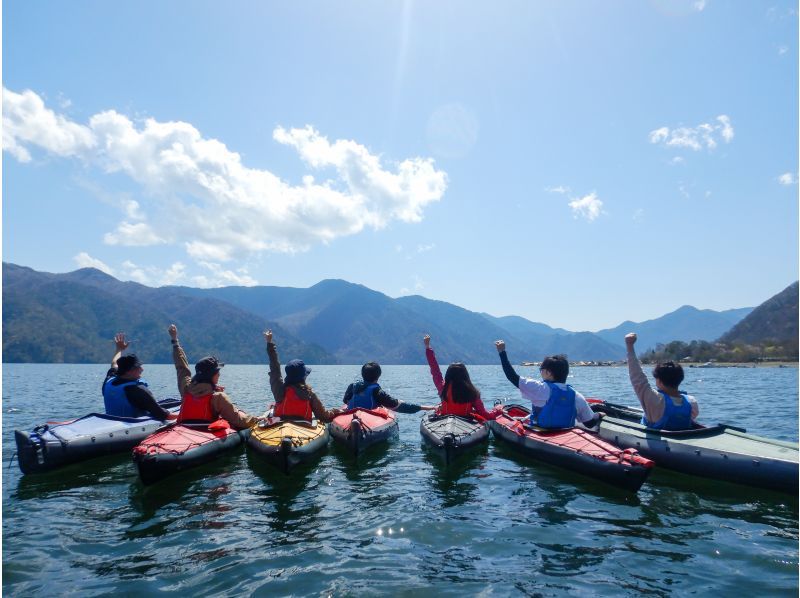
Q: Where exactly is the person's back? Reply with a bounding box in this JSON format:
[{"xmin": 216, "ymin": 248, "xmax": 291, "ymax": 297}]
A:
[
  {"xmin": 624, "ymin": 333, "xmax": 698, "ymax": 430},
  {"xmin": 495, "ymin": 340, "xmax": 600, "ymax": 429},
  {"xmin": 343, "ymin": 361, "xmax": 434, "ymax": 414}
]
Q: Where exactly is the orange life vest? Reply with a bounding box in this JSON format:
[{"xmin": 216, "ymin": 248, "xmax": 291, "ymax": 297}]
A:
[
  {"xmin": 274, "ymin": 385, "xmax": 313, "ymax": 421},
  {"xmin": 178, "ymin": 391, "xmax": 216, "ymax": 423},
  {"xmin": 437, "ymin": 385, "xmax": 474, "ymax": 417}
]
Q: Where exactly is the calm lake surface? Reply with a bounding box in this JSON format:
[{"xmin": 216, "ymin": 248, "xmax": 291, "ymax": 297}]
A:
[{"xmin": 3, "ymin": 363, "xmax": 798, "ymax": 596}]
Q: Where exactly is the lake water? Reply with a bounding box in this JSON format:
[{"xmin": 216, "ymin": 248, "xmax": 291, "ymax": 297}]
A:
[{"xmin": 3, "ymin": 363, "xmax": 798, "ymax": 596}]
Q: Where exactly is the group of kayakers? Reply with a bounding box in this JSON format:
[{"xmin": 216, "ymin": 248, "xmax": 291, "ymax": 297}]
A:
[{"xmin": 102, "ymin": 326, "xmax": 699, "ymax": 432}]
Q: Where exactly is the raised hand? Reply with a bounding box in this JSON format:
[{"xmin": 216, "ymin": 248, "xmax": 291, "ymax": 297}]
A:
[
  {"xmin": 495, "ymin": 340, "xmax": 506, "ymax": 353},
  {"xmin": 114, "ymin": 333, "xmax": 129, "ymax": 351},
  {"xmin": 264, "ymin": 329, "xmax": 273, "ymax": 344},
  {"xmin": 624, "ymin": 333, "xmax": 637, "ymax": 347},
  {"xmin": 423, "ymin": 334, "xmax": 431, "ymax": 348},
  {"xmin": 168, "ymin": 324, "xmax": 178, "ymax": 340}
]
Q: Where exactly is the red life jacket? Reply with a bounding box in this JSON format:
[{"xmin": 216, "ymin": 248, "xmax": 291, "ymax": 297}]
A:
[
  {"xmin": 437, "ymin": 385, "xmax": 474, "ymax": 417},
  {"xmin": 274, "ymin": 385, "xmax": 313, "ymax": 421},
  {"xmin": 178, "ymin": 391, "xmax": 216, "ymax": 423}
]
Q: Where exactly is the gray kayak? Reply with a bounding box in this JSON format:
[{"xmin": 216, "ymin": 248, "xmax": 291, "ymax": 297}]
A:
[
  {"xmin": 420, "ymin": 414, "xmax": 489, "ymax": 464},
  {"xmin": 591, "ymin": 400, "xmax": 799, "ymax": 494}
]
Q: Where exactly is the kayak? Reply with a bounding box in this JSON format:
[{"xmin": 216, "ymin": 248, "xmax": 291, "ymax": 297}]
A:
[
  {"xmin": 248, "ymin": 417, "xmax": 329, "ymax": 474},
  {"xmin": 489, "ymin": 404, "xmax": 654, "ymax": 492},
  {"xmin": 420, "ymin": 413, "xmax": 489, "ymax": 464},
  {"xmin": 329, "ymin": 407, "xmax": 398, "ymax": 457},
  {"xmin": 590, "ymin": 399, "xmax": 799, "ymax": 494},
  {"xmin": 132, "ymin": 419, "xmax": 246, "ymax": 485},
  {"xmin": 14, "ymin": 398, "xmax": 182, "ymax": 474}
]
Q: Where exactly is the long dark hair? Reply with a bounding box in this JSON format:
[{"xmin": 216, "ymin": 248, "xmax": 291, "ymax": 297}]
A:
[{"xmin": 441, "ymin": 363, "xmax": 480, "ymax": 404}]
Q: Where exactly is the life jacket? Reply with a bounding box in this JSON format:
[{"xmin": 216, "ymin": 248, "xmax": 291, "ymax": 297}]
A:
[
  {"xmin": 347, "ymin": 382, "xmax": 379, "ymax": 410},
  {"xmin": 102, "ymin": 377, "xmax": 149, "ymax": 418},
  {"xmin": 274, "ymin": 385, "xmax": 313, "ymax": 421},
  {"xmin": 178, "ymin": 391, "xmax": 216, "ymax": 423},
  {"xmin": 531, "ymin": 382, "xmax": 576, "ymax": 429},
  {"xmin": 437, "ymin": 385, "xmax": 474, "ymax": 417},
  {"xmin": 642, "ymin": 391, "xmax": 693, "ymax": 431}
]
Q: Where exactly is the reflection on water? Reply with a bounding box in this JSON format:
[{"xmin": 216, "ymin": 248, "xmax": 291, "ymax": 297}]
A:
[{"xmin": 3, "ymin": 364, "xmax": 798, "ymax": 595}]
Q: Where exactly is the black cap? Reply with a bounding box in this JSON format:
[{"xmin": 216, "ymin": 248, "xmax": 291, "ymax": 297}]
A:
[
  {"xmin": 195, "ymin": 356, "xmax": 224, "ymax": 376},
  {"xmin": 117, "ymin": 354, "xmax": 143, "ymax": 375},
  {"xmin": 284, "ymin": 359, "xmax": 311, "ymax": 384}
]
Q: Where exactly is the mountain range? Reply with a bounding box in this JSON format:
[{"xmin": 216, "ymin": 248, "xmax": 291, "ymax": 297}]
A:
[{"xmin": 3, "ymin": 262, "xmax": 765, "ymax": 364}]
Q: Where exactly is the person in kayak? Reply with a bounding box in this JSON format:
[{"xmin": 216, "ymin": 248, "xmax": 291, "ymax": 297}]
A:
[
  {"xmin": 424, "ymin": 334, "xmax": 500, "ymax": 420},
  {"xmin": 624, "ymin": 333, "xmax": 698, "ymax": 430},
  {"xmin": 494, "ymin": 340, "xmax": 601, "ymax": 429},
  {"xmin": 103, "ymin": 332, "xmax": 177, "ymax": 421},
  {"xmin": 265, "ymin": 330, "xmax": 341, "ymax": 422},
  {"xmin": 342, "ymin": 360, "xmax": 436, "ymax": 413},
  {"xmin": 169, "ymin": 324, "xmax": 258, "ymax": 429}
]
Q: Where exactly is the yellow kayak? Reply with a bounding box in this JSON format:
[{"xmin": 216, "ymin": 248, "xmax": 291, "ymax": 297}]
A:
[{"xmin": 247, "ymin": 417, "xmax": 329, "ymax": 474}]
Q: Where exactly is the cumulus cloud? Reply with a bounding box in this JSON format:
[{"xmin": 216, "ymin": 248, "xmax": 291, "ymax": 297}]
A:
[
  {"xmin": 4, "ymin": 87, "xmax": 448, "ymax": 266},
  {"xmin": 73, "ymin": 252, "xmax": 114, "ymax": 274},
  {"xmin": 568, "ymin": 192, "xmax": 603, "ymax": 221},
  {"xmin": 648, "ymin": 115, "xmax": 734, "ymax": 151},
  {"xmin": 192, "ymin": 262, "xmax": 257, "ymax": 287},
  {"xmin": 778, "ymin": 172, "xmax": 798, "ymax": 185}
]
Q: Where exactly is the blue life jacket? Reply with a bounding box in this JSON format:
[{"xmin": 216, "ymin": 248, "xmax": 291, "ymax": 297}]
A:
[
  {"xmin": 347, "ymin": 382, "xmax": 379, "ymax": 410},
  {"xmin": 642, "ymin": 391, "xmax": 692, "ymax": 430},
  {"xmin": 531, "ymin": 382, "xmax": 577, "ymax": 429},
  {"xmin": 102, "ymin": 377, "xmax": 149, "ymax": 418}
]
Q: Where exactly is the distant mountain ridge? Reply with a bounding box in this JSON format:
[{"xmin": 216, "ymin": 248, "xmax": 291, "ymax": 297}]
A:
[
  {"xmin": 3, "ymin": 262, "xmax": 762, "ymax": 364},
  {"xmin": 719, "ymin": 282, "xmax": 798, "ymax": 347}
]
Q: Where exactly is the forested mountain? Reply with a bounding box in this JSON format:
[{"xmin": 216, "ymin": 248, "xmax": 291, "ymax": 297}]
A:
[
  {"xmin": 718, "ymin": 282, "xmax": 798, "ymax": 357},
  {"xmin": 2, "ymin": 263, "xmax": 333, "ymax": 364},
  {"xmin": 3, "ymin": 263, "xmax": 767, "ymax": 364}
]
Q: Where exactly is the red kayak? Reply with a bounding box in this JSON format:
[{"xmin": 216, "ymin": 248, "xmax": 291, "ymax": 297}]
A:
[
  {"xmin": 132, "ymin": 419, "xmax": 246, "ymax": 485},
  {"xmin": 329, "ymin": 407, "xmax": 398, "ymax": 457},
  {"xmin": 490, "ymin": 404, "xmax": 654, "ymax": 492}
]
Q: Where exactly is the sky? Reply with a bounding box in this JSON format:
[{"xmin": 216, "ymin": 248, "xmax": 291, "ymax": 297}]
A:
[{"xmin": 3, "ymin": 0, "xmax": 798, "ymax": 331}]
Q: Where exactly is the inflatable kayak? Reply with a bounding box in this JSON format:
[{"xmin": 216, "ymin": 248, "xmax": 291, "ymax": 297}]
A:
[
  {"xmin": 420, "ymin": 414, "xmax": 489, "ymax": 464},
  {"xmin": 132, "ymin": 419, "xmax": 246, "ymax": 485},
  {"xmin": 14, "ymin": 398, "xmax": 182, "ymax": 474},
  {"xmin": 329, "ymin": 407, "xmax": 398, "ymax": 457},
  {"xmin": 490, "ymin": 404, "xmax": 654, "ymax": 492},
  {"xmin": 248, "ymin": 417, "xmax": 329, "ymax": 474},
  {"xmin": 590, "ymin": 399, "xmax": 799, "ymax": 494}
]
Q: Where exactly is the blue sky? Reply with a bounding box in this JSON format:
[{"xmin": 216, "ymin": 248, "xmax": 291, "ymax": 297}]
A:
[{"xmin": 3, "ymin": 1, "xmax": 798, "ymax": 330}]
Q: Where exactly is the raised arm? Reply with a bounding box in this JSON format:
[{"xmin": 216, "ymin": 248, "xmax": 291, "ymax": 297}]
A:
[
  {"xmin": 169, "ymin": 324, "xmax": 192, "ymax": 396},
  {"xmin": 110, "ymin": 332, "xmax": 128, "ymax": 369},
  {"xmin": 624, "ymin": 333, "xmax": 664, "ymax": 424},
  {"xmin": 424, "ymin": 334, "xmax": 445, "ymax": 393},
  {"xmin": 265, "ymin": 330, "xmax": 285, "ymax": 403},
  {"xmin": 495, "ymin": 340, "xmax": 521, "ymax": 387}
]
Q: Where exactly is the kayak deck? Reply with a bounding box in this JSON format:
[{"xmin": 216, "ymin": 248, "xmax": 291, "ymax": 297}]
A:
[
  {"xmin": 248, "ymin": 418, "xmax": 329, "ymax": 474},
  {"xmin": 330, "ymin": 408, "xmax": 398, "ymax": 457},
  {"xmin": 490, "ymin": 404, "xmax": 653, "ymax": 492},
  {"xmin": 420, "ymin": 414, "xmax": 489, "ymax": 464}
]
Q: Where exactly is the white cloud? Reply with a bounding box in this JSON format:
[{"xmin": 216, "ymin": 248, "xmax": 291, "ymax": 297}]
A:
[
  {"xmin": 545, "ymin": 185, "xmax": 571, "ymax": 194},
  {"xmin": 416, "ymin": 243, "xmax": 435, "ymax": 253},
  {"xmin": 670, "ymin": 156, "xmax": 685, "ymax": 165},
  {"xmin": 693, "ymin": 0, "xmax": 706, "ymax": 11},
  {"xmin": 193, "ymin": 262, "xmax": 257, "ymax": 287},
  {"xmin": 778, "ymin": 172, "xmax": 798, "ymax": 185},
  {"xmin": 568, "ymin": 192, "xmax": 603, "ymax": 221},
  {"xmin": 679, "ymin": 184, "xmax": 691, "ymax": 199},
  {"xmin": 4, "ymin": 87, "xmax": 448, "ymax": 265},
  {"xmin": 73, "ymin": 252, "xmax": 114, "ymax": 275},
  {"xmin": 3, "ymin": 88, "xmax": 95, "ymax": 162},
  {"xmin": 648, "ymin": 115, "xmax": 734, "ymax": 151},
  {"xmin": 779, "ymin": 45, "xmax": 789, "ymax": 55},
  {"xmin": 103, "ymin": 221, "xmax": 166, "ymax": 246}
]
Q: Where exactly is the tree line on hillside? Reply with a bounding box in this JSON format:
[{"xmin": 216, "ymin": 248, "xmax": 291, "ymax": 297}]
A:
[{"xmin": 640, "ymin": 339, "xmax": 798, "ymax": 364}]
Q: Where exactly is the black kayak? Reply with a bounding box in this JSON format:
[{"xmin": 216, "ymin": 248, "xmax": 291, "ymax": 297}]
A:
[
  {"xmin": 247, "ymin": 418, "xmax": 329, "ymax": 474},
  {"xmin": 590, "ymin": 399, "xmax": 799, "ymax": 494},
  {"xmin": 132, "ymin": 420, "xmax": 247, "ymax": 485},
  {"xmin": 14, "ymin": 398, "xmax": 182, "ymax": 474},
  {"xmin": 420, "ymin": 414, "xmax": 489, "ymax": 464}
]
